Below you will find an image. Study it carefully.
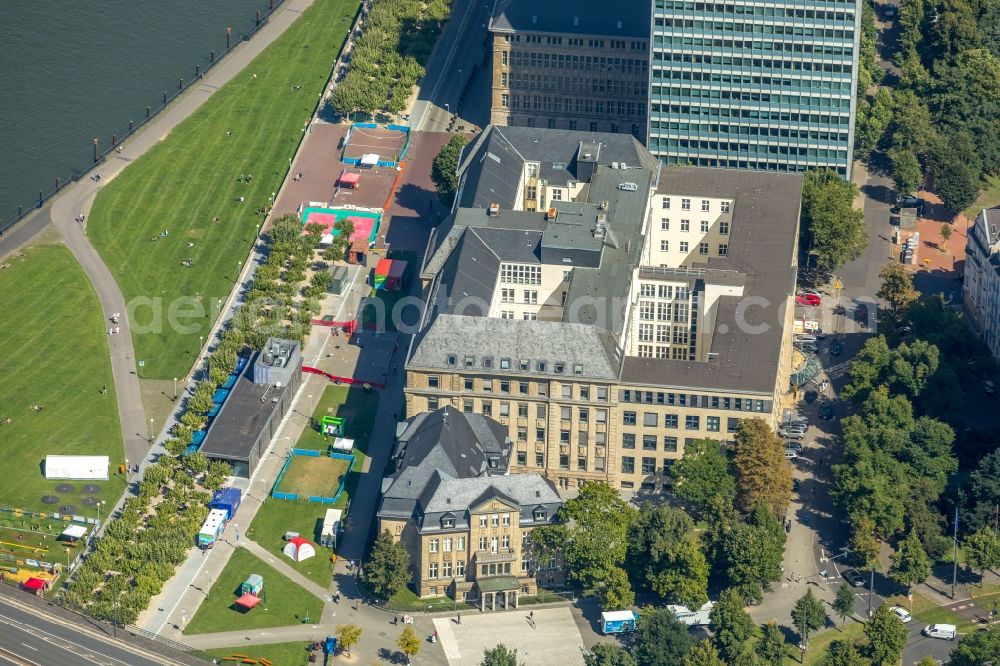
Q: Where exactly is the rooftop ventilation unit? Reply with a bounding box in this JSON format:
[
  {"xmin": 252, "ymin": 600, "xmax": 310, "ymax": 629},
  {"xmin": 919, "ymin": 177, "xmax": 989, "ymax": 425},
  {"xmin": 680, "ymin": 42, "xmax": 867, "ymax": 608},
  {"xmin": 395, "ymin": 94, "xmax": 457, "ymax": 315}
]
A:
[
  {"xmin": 488, "ymin": 202, "xmax": 500, "ymax": 217},
  {"xmin": 611, "ymin": 162, "xmax": 619, "ymax": 169},
  {"xmin": 546, "ymin": 207, "xmax": 557, "ymax": 221}
]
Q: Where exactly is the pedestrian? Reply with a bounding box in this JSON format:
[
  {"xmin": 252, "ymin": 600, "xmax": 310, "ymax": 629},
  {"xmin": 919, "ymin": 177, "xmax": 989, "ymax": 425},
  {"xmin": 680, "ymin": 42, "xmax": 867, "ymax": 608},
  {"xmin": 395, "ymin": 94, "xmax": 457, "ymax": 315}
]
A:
[
  {"xmin": 529, "ymin": 610, "xmax": 534, "ymax": 620},
  {"xmin": 393, "ymin": 615, "xmax": 398, "ymax": 625},
  {"xmin": 457, "ymin": 611, "xmax": 461, "ymax": 625}
]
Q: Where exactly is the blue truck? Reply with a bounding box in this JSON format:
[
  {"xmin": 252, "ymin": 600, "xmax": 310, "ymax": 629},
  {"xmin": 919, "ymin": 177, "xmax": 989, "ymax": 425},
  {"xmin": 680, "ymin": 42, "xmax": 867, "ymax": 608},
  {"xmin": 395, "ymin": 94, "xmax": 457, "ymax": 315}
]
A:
[{"xmin": 208, "ymin": 487, "xmax": 242, "ymax": 520}]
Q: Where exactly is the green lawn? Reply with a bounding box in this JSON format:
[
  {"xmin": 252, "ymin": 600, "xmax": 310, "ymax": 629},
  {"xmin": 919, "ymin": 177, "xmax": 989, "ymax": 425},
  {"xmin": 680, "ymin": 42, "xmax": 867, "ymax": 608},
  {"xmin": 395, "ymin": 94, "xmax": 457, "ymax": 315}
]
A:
[
  {"xmin": 183, "ymin": 546, "xmax": 324, "ymax": 634},
  {"xmin": 88, "ymin": 0, "xmax": 359, "ymax": 380},
  {"xmin": 246, "ymin": 497, "xmax": 337, "ymax": 587},
  {"xmin": 784, "ymin": 621, "xmax": 866, "ymax": 665},
  {"xmin": 963, "ymin": 174, "xmax": 1000, "ymax": 220},
  {"xmin": 206, "ymin": 642, "xmax": 316, "ymax": 666},
  {"xmin": 0, "ymin": 244, "xmax": 125, "ymax": 511},
  {"xmin": 295, "ymin": 385, "xmax": 379, "ymax": 455}
]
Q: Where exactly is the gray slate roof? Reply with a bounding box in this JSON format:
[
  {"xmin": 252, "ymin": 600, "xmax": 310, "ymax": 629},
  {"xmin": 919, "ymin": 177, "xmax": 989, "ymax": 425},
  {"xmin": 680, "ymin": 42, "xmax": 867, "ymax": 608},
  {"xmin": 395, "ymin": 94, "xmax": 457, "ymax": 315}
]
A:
[
  {"xmin": 622, "ymin": 168, "xmax": 802, "ymax": 393},
  {"xmin": 456, "ymin": 126, "xmax": 657, "ymax": 210},
  {"xmin": 422, "ymin": 475, "xmax": 561, "ymax": 516},
  {"xmin": 490, "ymin": 0, "xmax": 651, "ymax": 39},
  {"xmin": 409, "ymin": 314, "xmax": 622, "ymax": 380}
]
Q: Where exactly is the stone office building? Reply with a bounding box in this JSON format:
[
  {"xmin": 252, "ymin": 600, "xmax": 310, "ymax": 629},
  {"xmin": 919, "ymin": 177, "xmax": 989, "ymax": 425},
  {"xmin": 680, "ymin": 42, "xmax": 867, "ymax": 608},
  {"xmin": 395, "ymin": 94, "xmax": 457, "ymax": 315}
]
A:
[
  {"xmin": 377, "ymin": 407, "xmax": 563, "ymax": 603},
  {"xmin": 406, "ymin": 126, "xmax": 802, "ymax": 492},
  {"xmin": 488, "ymin": 0, "xmax": 650, "ymax": 139}
]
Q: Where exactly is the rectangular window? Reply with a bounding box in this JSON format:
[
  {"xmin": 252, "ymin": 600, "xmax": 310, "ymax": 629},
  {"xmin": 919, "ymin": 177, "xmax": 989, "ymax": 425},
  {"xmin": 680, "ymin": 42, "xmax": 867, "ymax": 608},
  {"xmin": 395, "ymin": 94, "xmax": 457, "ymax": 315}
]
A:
[
  {"xmin": 660, "ymin": 240, "xmax": 669, "ymax": 252},
  {"xmin": 699, "ymin": 242, "xmax": 709, "ymax": 255},
  {"xmin": 664, "ymin": 413, "xmax": 678, "ymax": 428},
  {"xmin": 519, "ymin": 381, "xmax": 529, "ymax": 394},
  {"xmin": 428, "ymin": 563, "xmax": 438, "ymax": 579},
  {"xmin": 622, "ymin": 433, "xmax": 636, "ymax": 449},
  {"xmin": 443, "ymin": 537, "xmax": 452, "ymax": 552},
  {"xmin": 536, "ymin": 452, "xmax": 544, "ymax": 466},
  {"xmin": 663, "ymin": 436, "xmax": 678, "ymax": 452},
  {"xmin": 457, "ymin": 560, "xmax": 465, "ymax": 575},
  {"xmin": 536, "ymin": 404, "xmax": 547, "ymax": 419},
  {"xmin": 443, "ymin": 561, "xmax": 452, "ymax": 577},
  {"xmin": 501, "ymin": 288, "xmax": 514, "ymax": 303},
  {"xmin": 707, "ymin": 416, "xmax": 721, "ymax": 432},
  {"xmin": 700, "ymin": 220, "xmax": 710, "ymax": 232},
  {"xmin": 720, "ymin": 220, "xmax": 730, "ymax": 234},
  {"xmin": 517, "ymin": 450, "xmax": 527, "ymax": 465},
  {"xmin": 728, "ymin": 417, "xmax": 739, "ymax": 433},
  {"xmin": 479, "ymin": 516, "xmax": 487, "ymax": 528},
  {"xmin": 560, "ymin": 406, "xmax": 571, "ymax": 421},
  {"xmin": 642, "ymin": 457, "xmax": 656, "ymax": 474},
  {"xmin": 429, "ymin": 538, "xmax": 438, "ymax": 553},
  {"xmin": 518, "ymin": 403, "xmax": 529, "ymax": 418},
  {"xmin": 621, "ymin": 456, "xmax": 635, "ymax": 473},
  {"xmin": 718, "ymin": 244, "xmax": 728, "ymax": 257},
  {"xmin": 523, "ymin": 290, "xmax": 538, "ymax": 304},
  {"xmin": 660, "ymin": 218, "xmax": 670, "ymax": 231},
  {"xmin": 578, "ymin": 407, "xmax": 589, "ymax": 422},
  {"xmin": 623, "ymin": 411, "xmax": 636, "ymax": 425},
  {"xmin": 643, "ymin": 412, "xmax": 658, "ymax": 427},
  {"xmin": 428, "ymin": 375, "xmax": 439, "ymax": 388},
  {"xmin": 701, "ymin": 199, "xmax": 710, "ymax": 212},
  {"xmin": 679, "ymin": 241, "xmax": 689, "ymax": 253},
  {"xmin": 680, "ymin": 219, "xmax": 690, "ymax": 232},
  {"xmin": 458, "ymin": 536, "xmax": 465, "ymax": 551},
  {"xmin": 661, "ymin": 196, "xmax": 670, "ymax": 209},
  {"xmin": 686, "ymin": 415, "xmax": 700, "ymax": 430},
  {"xmin": 499, "ymin": 264, "xmax": 541, "ymax": 285},
  {"xmin": 642, "ymin": 434, "xmax": 657, "ymax": 450},
  {"xmin": 428, "ymin": 396, "xmax": 438, "ymax": 410},
  {"xmin": 681, "ymin": 198, "xmax": 691, "ymax": 211},
  {"xmin": 721, "ymin": 201, "xmax": 731, "ymax": 213}
]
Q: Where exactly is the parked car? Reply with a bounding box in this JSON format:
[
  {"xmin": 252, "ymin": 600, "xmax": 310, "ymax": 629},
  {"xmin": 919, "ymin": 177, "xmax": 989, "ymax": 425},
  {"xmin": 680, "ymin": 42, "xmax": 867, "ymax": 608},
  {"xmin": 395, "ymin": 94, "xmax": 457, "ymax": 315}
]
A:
[
  {"xmin": 785, "ymin": 450, "xmax": 798, "ymax": 460},
  {"xmin": 842, "ymin": 570, "xmax": 866, "ymax": 587},
  {"xmin": 821, "ymin": 403, "xmax": 834, "ymax": 420},
  {"xmin": 896, "ymin": 195, "xmax": 925, "ymax": 214},
  {"xmin": 797, "ymin": 342, "xmax": 819, "ymax": 353},
  {"xmin": 780, "ymin": 429, "xmax": 806, "ymax": 440},
  {"xmin": 830, "ymin": 339, "xmax": 843, "ymax": 356},
  {"xmin": 890, "ymin": 606, "xmax": 912, "ymax": 623},
  {"xmin": 922, "ymin": 624, "xmax": 957, "ymax": 640},
  {"xmin": 795, "ymin": 334, "xmax": 818, "ymax": 343},
  {"xmin": 796, "ymin": 293, "xmax": 822, "ymax": 307},
  {"xmin": 785, "ymin": 442, "xmax": 803, "ymax": 452},
  {"xmin": 983, "ymin": 380, "xmax": 996, "ymax": 395}
]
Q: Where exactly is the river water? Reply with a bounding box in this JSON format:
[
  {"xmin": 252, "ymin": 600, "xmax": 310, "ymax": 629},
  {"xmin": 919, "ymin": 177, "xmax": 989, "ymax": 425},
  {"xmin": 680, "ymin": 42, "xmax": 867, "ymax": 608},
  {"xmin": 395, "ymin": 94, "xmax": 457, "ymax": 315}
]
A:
[{"xmin": 0, "ymin": 0, "xmax": 270, "ymax": 226}]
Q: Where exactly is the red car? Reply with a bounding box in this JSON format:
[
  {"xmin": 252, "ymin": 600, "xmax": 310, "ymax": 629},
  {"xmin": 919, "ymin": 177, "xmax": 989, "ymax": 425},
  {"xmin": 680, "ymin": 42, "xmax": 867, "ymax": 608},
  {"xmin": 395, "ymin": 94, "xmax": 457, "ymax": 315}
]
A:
[{"xmin": 795, "ymin": 293, "xmax": 821, "ymax": 307}]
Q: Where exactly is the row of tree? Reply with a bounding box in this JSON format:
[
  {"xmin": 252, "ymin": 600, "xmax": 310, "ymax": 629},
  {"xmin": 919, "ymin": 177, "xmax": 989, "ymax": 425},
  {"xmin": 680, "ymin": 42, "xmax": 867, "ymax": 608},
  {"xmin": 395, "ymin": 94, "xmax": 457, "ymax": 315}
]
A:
[
  {"xmin": 328, "ymin": 0, "xmax": 452, "ymax": 118},
  {"xmin": 61, "ymin": 213, "xmax": 339, "ymax": 623},
  {"xmin": 855, "ymin": 0, "xmax": 1000, "ymax": 211}
]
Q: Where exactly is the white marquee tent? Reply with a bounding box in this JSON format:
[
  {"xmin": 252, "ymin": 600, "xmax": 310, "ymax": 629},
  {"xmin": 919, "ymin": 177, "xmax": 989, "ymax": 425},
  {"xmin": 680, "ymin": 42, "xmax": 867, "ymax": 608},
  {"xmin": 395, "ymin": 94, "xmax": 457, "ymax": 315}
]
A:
[{"xmin": 44, "ymin": 455, "xmax": 109, "ymax": 480}]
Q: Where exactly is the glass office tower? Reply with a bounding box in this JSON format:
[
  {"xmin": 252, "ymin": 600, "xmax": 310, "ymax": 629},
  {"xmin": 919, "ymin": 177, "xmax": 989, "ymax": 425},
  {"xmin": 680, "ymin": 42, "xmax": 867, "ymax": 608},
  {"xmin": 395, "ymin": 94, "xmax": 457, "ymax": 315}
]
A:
[{"xmin": 647, "ymin": 0, "xmax": 861, "ymax": 177}]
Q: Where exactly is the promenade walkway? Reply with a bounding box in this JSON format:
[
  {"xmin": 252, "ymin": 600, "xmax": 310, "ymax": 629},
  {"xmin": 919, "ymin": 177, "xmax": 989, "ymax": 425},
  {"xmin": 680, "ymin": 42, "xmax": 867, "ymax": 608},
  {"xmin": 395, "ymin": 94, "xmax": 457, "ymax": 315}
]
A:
[{"xmin": 0, "ymin": 0, "xmax": 317, "ymax": 475}]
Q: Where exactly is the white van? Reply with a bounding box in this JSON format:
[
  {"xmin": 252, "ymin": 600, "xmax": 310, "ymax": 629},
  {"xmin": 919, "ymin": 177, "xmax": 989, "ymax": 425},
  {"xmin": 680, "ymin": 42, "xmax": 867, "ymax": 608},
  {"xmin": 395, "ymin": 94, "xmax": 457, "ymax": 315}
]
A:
[
  {"xmin": 922, "ymin": 624, "xmax": 956, "ymax": 640},
  {"xmin": 793, "ymin": 320, "xmax": 822, "ymax": 335}
]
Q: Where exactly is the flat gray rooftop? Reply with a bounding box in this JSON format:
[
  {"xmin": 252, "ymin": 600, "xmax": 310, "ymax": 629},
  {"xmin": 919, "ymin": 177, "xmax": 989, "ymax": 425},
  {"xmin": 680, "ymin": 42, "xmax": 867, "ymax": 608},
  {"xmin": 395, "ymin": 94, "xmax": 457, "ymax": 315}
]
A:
[{"xmin": 200, "ymin": 371, "xmax": 288, "ymax": 460}]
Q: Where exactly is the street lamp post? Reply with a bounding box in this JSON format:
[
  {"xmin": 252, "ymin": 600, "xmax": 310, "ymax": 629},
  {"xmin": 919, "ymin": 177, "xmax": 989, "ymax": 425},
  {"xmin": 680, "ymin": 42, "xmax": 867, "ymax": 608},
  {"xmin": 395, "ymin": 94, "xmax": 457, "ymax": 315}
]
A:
[
  {"xmin": 173, "ymin": 377, "xmax": 178, "ymax": 401},
  {"xmin": 148, "ymin": 418, "xmax": 154, "ymax": 444}
]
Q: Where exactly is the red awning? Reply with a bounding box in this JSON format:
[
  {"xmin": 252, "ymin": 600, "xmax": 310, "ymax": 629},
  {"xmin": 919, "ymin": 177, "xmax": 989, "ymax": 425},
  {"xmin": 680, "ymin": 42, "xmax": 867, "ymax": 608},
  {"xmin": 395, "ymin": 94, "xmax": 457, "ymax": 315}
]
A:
[
  {"xmin": 22, "ymin": 578, "xmax": 46, "ymax": 591},
  {"xmin": 376, "ymin": 258, "xmax": 392, "ymax": 276},
  {"xmin": 235, "ymin": 593, "xmax": 262, "ymax": 609},
  {"xmin": 339, "ymin": 172, "xmax": 360, "ymax": 186}
]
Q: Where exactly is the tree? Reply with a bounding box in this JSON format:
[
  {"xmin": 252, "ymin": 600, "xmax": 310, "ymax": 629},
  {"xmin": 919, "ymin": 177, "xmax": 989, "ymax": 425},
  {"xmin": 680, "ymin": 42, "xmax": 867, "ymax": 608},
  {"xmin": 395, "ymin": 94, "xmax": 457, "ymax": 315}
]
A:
[
  {"xmin": 632, "ymin": 608, "xmax": 695, "ymax": 666},
  {"xmin": 825, "ymin": 639, "xmax": 866, "ymax": 666},
  {"xmin": 432, "ymin": 135, "xmax": 470, "ymax": 207},
  {"xmin": 755, "ymin": 620, "xmax": 787, "ymax": 665},
  {"xmin": 792, "ymin": 588, "xmax": 827, "ymax": 649},
  {"xmin": 584, "ymin": 644, "xmax": 636, "ymax": 666},
  {"xmin": 930, "ymin": 130, "xmax": 982, "ymax": 212},
  {"xmin": 801, "ymin": 169, "xmax": 868, "ymax": 273},
  {"xmin": 877, "ymin": 263, "xmax": 918, "ymax": 316},
  {"xmin": 669, "ymin": 438, "xmax": 736, "ymax": 510},
  {"xmin": 599, "ymin": 566, "xmax": 634, "ymax": 610},
  {"xmin": 732, "ymin": 419, "xmax": 792, "ymax": 515},
  {"xmin": 833, "ymin": 582, "xmax": 857, "ymax": 627},
  {"xmin": 842, "ymin": 336, "xmax": 892, "ymax": 401},
  {"xmin": 864, "ymin": 603, "xmax": 907, "ymax": 665},
  {"xmin": 948, "ymin": 623, "xmax": 1000, "ymax": 666},
  {"xmin": 889, "ymin": 530, "xmax": 931, "ymax": 592},
  {"xmin": 854, "ymin": 89, "xmax": 893, "ymax": 158},
  {"xmin": 940, "ymin": 223, "xmax": 953, "ymax": 249},
  {"xmin": 715, "ymin": 506, "xmax": 786, "ymax": 604},
  {"xmin": 684, "ymin": 640, "xmax": 725, "ymax": 666},
  {"xmin": 362, "ymin": 530, "xmax": 411, "ymax": 599},
  {"xmin": 626, "ymin": 503, "xmax": 708, "ymax": 607},
  {"xmin": 397, "ymin": 626, "xmax": 421, "ymax": 663},
  {"xmin": 335, "ymin": 624, "xmax": 362, "ymax": 656},
  {"xmin": 964, "ymin": 527, "xmax": 1000, "ymax": 585},
  {"xmin": 532, "ymin": 482, "xmax": 636, "ymax": 590},
  {"xmin": 888, "ymin": 146, "xmax": 922, "ymax": 196},
  {"xmin": 480, "ymin": 644, "xmax": 524, "ymax": 666},
  {"xmin": 961, "ymin": 449, "xmax": 1000, "ymax": 533},
  {"xmin": 710, "ymin": 588, "xmax": 755, "ymax": 662}
]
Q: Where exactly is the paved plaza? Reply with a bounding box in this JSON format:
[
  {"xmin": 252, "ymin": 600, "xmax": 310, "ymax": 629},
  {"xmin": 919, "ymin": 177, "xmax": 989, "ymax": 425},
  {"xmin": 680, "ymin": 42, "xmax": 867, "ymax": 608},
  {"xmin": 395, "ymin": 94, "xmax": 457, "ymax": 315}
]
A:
[{"xmin": 433, "ymin": 606, "xmax": 587, "ymax": 666}]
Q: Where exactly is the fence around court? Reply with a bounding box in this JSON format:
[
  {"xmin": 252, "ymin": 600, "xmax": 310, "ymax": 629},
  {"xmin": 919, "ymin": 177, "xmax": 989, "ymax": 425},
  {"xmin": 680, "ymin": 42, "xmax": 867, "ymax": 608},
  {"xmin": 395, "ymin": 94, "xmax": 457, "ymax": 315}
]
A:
[
  {"xmin": 271, "ymin": 448, "xmax": 354, "ymax": 503},
  {"xmin": 1, "ymin": 0, "xmax": 289, "ymax": 235}
]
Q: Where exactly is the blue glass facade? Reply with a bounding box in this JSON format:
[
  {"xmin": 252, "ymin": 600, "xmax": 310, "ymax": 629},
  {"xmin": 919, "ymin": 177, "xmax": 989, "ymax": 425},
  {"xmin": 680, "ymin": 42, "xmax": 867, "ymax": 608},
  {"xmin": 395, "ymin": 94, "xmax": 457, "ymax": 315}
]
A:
[{"xmin": 648, "ymin": 0, "xmax": 860, "ymax": 177}]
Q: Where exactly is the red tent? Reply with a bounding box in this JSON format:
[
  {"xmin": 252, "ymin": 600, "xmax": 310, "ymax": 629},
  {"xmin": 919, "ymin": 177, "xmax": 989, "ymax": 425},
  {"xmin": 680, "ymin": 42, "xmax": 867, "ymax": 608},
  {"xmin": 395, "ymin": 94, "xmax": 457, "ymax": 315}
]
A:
[
  {"xmin": 21, "ymin": 577, "xmax": 47, "ymax": 594},
  {"xmin": 338, "ymin": 172, "xmax": 360, "ymax": 189},
  {"xmin": 235, "ymin": 593, "xmax": 262, "ymax": 610}
]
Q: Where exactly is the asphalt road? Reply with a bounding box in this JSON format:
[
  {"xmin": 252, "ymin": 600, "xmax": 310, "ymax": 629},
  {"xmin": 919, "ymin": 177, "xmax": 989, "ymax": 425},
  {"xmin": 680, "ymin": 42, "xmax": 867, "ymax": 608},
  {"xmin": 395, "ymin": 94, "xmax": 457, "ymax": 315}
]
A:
[
  {"xmin": 411, "ymin": 0, "xmax": 493, "ymax": 132},
  {"xmin": 0, "ymin": 597, "xmax": 168, "ymax": 666}
]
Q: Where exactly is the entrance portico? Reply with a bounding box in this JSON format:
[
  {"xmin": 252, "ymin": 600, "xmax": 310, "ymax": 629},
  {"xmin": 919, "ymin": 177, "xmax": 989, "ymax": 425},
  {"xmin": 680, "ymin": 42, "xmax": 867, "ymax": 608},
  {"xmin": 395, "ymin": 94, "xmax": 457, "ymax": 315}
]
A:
[{"xmin": 477, "ymin": 576, "xmax": 520, "ymax": 611}]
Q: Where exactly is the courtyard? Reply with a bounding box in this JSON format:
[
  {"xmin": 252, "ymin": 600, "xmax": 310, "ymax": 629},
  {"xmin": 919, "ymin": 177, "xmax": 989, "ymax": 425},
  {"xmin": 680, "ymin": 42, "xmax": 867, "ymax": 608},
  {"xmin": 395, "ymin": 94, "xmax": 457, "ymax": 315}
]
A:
[{"xmin": 432, "ymin": 606, "xmax": 586, "ymax": 666}]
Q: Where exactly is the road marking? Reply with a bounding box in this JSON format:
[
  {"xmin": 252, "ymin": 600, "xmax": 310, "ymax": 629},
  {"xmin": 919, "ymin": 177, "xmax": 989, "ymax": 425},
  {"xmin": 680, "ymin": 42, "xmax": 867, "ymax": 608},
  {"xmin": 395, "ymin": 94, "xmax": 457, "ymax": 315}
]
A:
[
  {"xmin": 417, "ymin": 0, "xmax": 480, "ymax": 130},
  {"xmin": 17, "ymin": 646, "xmax": 35, "ymax": 652},
  {"xmin": 0, "ymin": 645, "xmax": 40, "ymax": 666}
]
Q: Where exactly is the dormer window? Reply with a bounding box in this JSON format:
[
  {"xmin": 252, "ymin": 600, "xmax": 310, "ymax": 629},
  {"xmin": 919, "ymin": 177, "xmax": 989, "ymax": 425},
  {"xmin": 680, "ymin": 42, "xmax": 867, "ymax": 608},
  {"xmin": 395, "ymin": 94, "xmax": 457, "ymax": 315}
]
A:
[
  {"xmin": 519, "ymin": 359, "xmax": 530, "ymax": 371},
  {"xmin": 447, "ymin": 354, "xmax": 457, "ymax": 366},
  {"xmin": 483, "ymin": 356, "xmax": 493, "ymax": 368},
  {"xmin": 533, "ymin": 509, "xmax": 547, "ymax": 522},
  {"xmin": 573, "ymin": 364, "xmax": 583, "ymax": 375},
  {"xmin": 537, "ymin": 360, "xmax": 547, "ymax": 372},
  {"xmin": 554, "ymin": 362, "xmax": 565, "ymax": 374},
  {"xmin": 464, "ymin": 355, "xmax": 475, "ymax": 367},
  {"xmin": 442, "ymin": 517, "xmax": 455, "ymax": 529},
  {"xmin": 500, "ymin": 358, "xmax": 511, "ymax": 370}
]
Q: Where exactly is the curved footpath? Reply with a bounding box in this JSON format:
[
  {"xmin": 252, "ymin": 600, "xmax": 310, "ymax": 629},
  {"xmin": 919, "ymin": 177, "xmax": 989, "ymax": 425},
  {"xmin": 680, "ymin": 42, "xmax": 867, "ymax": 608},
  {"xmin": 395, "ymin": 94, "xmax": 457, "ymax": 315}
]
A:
[{"xmin": 0, "ymin": 0, "xmax": 316, "ymax": 479}]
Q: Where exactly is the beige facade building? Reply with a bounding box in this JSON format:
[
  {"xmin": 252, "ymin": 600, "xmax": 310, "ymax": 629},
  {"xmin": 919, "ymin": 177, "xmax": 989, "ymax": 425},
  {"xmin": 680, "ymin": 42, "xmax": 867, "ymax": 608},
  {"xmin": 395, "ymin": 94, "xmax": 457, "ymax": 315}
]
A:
[
  {"xmin": 406, "ymin": 126, "xmax": 802, "ymax": 493},
  {"xmin": 488, "ymin": 0, "xmax": 649, "ymax": 139},
  {"xmin": 377, "ymin": 408, "xmax": 563, "ymax": 602}
]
